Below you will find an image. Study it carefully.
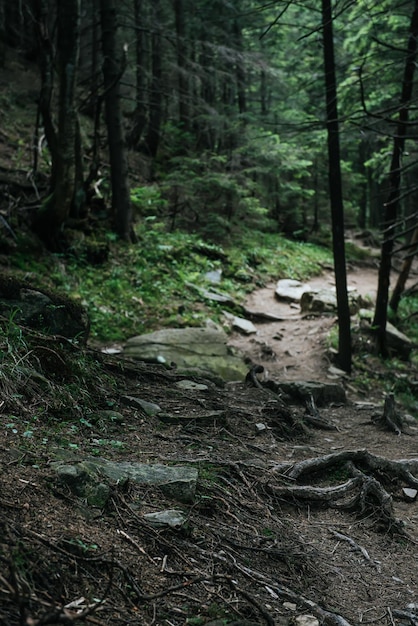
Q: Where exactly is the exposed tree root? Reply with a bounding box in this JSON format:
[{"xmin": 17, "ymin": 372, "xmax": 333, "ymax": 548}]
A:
[{"xmin": 266, "ymin": 449, "xmax": 418, "ymax": 535}]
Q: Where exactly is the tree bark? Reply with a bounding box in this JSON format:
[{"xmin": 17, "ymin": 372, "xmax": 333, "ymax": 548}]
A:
[
  {"xmin": 145, "ymin": 0, "xmax": 163, "ymax": 159},
  {"xmin": 389, "ymin": 226, "xmax": 418, "ymax": 312},
  {"xmin": 321, "ymin": 0, "xmax": 352, "ymax": 373},
  {"xmin": 127, "ymin": 0, "xmax": 148, "ymax": 149},
  {"xmin": 34, "ymin": 0, "xmax": 82, "ymax": 247},
  {"xmin": 174, "ymin": 0, "xmax": 189, "ymax": 132},
  {"xmin": 100, "ymin": 0, "xmax": 133, "ymax": 241},
  {"xmin": 372, "ymin": 0, "xmax": 418, "ymax": 355}
]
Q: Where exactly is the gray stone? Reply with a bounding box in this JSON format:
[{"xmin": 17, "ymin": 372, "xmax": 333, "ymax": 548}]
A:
[
  {"xmin": 358, "ymin": 310, "xmax": 413, "ymax": 359},
  {"xmin": 224, "ymin": 311, "xmax": 257, "ymax": 335},
  {"xmin": 158, "ymin": 410, "xmax": 226, "ymax": 426},
  {"xmin": 90, "ymin": 410, "xmax": 124, "ymax": 424},
  {"xmin": 175, "ymin": 380, "xmax": 209, "ymax": 391},
  {"xmin": 402, "ymin": 488, "xmax": 417, "ymax": 502},
  {"xmin": 295, "ymin": 616, "xmax": 320, "ymax": 626},
  {"xmin": 273, "ymin": 380, "xmax": 346, "ymax": 405},
  {"xmin": 204, "ymin": 269, "xmax": 222, "ymax": 284},
  {"xmin": 301, "ymin": 288, "xmax": 366, "ymax": 315},
  {"xmin": 232, "ymin": 317, "xmax": 257, "ymax": 335},
  {"xmin": 97, "ymin": 460, "xmax": 198, "ymax": 503},
  {"xmin": 275, "ymin": 279, "xmax": 312, "ymax": 302},
  {"xmin": 52, "ymin": 460, "xmax": 198, "ymax": 504},
  {"xmin": 143, "ymin": 509, "xmax": 187, "ymax": 528},
  {"xmin": 121, "ymin": 396, "xmax": 162, "ymax": 416},
  {"xmin": 124, "ymin": 327, "xmax": 248, "ymax": 381}
]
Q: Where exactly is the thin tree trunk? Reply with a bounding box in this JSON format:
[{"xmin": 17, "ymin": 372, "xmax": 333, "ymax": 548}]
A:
[
  {"xmin": 127, "ymin": 0, "xmax": 148, "ymax": 149},
  {"xmin": 100, "ymin": 0, "xmax": 133, "ymax": 241},
  {"xmin": 34, "ymin": 0, "xmax": 82, "ymax": 247},
  {"xmin": 322, "ymin": 0, "xmax": 351, "ymax": 373},
  {"xmin": 372, "ymin": 0, "xmax": 418, "ymax": 355},
  {"xmin": 390, "ymin": 226, "xmax": 418, "ymax": 312},
  {"xmin": 145, "ymin": 0, "xmax": 163, "ymax": 159},
  {"xmin": 174, "ymin": 0, "xmax": 189, "ymax": 131},
  {"xmin": 34, "ymin": 0, "xmax": 57, "ymax": 184}
]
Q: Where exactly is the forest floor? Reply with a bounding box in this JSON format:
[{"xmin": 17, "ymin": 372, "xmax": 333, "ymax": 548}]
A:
[{"xmin": 2, "ymin": 255, "xmax": 418, "ymax": 626}]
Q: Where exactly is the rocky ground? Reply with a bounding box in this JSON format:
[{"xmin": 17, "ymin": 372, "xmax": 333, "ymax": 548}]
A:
[{"xmin": 1, "ymin": 261, "xmax": 418, "ymax": 626}]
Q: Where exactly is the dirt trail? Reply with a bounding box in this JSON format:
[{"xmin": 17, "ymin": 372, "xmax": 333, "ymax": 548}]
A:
[{"xmin": 228, "ymin": 263, "xmax": 392, "ymax": 384}]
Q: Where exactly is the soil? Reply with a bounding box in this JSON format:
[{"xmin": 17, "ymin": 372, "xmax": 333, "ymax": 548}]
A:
[
  {"xmin": 2, "ymin": 260, "xmax": 418, "ymax": 626},
  {"xmin": 228, "ymin": 262, "xmax": 381, "ymax": 386}
]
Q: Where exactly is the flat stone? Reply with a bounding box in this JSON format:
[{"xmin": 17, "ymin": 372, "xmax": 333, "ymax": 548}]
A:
[
  {"xmin": 124, "ymin": 327, "xmax": 247, "ymax": 381},
  {"xmin": 53, "ymin": 460, "xmax": 198, "ymax": 504},
  {"xmin": 301, "ymin": 288, "xmax": 366, "ymax": 315},
  {"xmin": 121, "ymin": 396, "xmax": 162, "ymax": 416},
  {"xmin": 271, "ymin": 380, "xmax": 346, "ymax": 405},
  {"xmin": 158, "ymin": 410, "xmax": 226, "ymax": 426},
  {"xmin": 232, "ymin": 316, "xmax": 257, "ymax": 335},
  {"xmin": 175, "ymin": 380, "xmax": 209, "ymax": 391},
  {"xmin": 402, "ymin": 488, "xmax": 417, "ymax": 502},
  {"xmin": 143, "ymin": 509, "xmax": 187, "ymax": 528},
  {"xmin": 295, "ymin": 616, "xmax": 320, "ymax": 626},
  {"xmin": 275, "ymin": 279, "xmax": 312, "ymax": 302}
]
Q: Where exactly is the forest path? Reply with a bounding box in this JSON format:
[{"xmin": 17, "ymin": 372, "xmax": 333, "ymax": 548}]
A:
[{"xmin": 228, "ymin": 258, "xmax": 417, "ymax": 388}]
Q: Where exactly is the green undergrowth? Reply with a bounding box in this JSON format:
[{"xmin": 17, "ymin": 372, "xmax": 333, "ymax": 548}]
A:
[{"xmin": 10, "ymin": 221, "xmax": 334, "ymax": 343}]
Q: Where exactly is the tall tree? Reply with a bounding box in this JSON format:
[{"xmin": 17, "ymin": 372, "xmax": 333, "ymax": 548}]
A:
[
  {"xmin": 145, "ymin": 0, "xmax": 163, "ymax": 158},
  {"xmin": 372, "ymin": 0, "xmax": 418, "ymax": 355},
  {"xmin": 34, "ymin": 0, "xmax": 83, "ymax": 247},
  {"xmin": 99, "ymin": 0, "xmax": 133, "ymax": 240},
  {"xmin": 321, "ymin": 0, "xmax": 352, "ymax": 373}
]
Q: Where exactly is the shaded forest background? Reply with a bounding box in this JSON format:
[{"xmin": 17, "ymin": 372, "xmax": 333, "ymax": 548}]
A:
[{"xmin": 2, "ymin": 0, "xmax": 417, "ymax": 238}]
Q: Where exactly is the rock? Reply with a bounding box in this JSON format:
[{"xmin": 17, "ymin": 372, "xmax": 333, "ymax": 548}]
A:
[
  {"xmin": 90, "ymin": 410, "xmax": 124, "ymax": 424},
  {"xmin": 358, "ymin": 310, "xmax": 413, "ymax": 360},
  {"xmin": 204, "ymin": 269, "xmax": 222, "ymax": 283},
  {"xmin": 268, "ymin": 380, "xmax": 346, "ymax": 405},
  {"xmin": 224, "ymin": 311, "xmax": 257, "ymax": 335},
  {"xmin": 124, "ymin": 327, "xmax": 248, "ymax": 381},
  {"xmin": 275, "ymin": 279, "xmax": 312, "ymax": 302},
  {"xmin": 121, "ymin": 396, "xmax": 162, "ymax": 416},
  {"xmin": 295, "ymin": 616, "xmax": 320, "ymax": 626},
  {"xmin": 158, "ymin": 410, "xmax": 226, "ymax": 426},
  {"xmin": 0, "ymin": 275, "xmax": 89, "ymax": 342},
  {"xmin": 242, "ymin": 307, "xmax": 284, "ymax": 322},
  {"xmin": 52, "ymin": 460, "xmax": 198, "ymax": 504},
  {"xmin": 386, "ymin": 322, "xmax": 413, "ymax": 360},
  {"xmin": 175, "ymin": 379, "xmax": 209, "ymax": 390},
  {"xmin": 301, "ymin": 287, "xmax": 367, "ymax": 315},
  {"xmin": 402, "ymin": 488, "xmax": 417, "ymax": 502},
  {"xmin": 143, "ymin": 509, "xmax": 187, "ymax": 529}
]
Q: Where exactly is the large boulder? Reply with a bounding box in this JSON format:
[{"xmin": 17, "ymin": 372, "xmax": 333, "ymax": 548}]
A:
[
  {"xmin": 275, "ymin": 279, "xmax": 312, "ymax": 302},
  {"xmin": 0, "ymin": 275, "xmax": 90, "ymax": 343},
  {"xmin": 124, "ymin": 326, "xmax": 248, "ymax": 381},
  {"xmin": 300, "ymin": 287, "xmax": 367, "ymax": 315}
]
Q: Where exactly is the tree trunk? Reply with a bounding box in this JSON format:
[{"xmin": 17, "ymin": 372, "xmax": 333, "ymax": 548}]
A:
[
  {"xmin": 389, "ymin": 226, "xmax": 418, "ymax": 312},
  {"xmin": 321, "ymin": 0, "xmax": 351, "ymax": 373},
  {"xmin": 33, "ymin": 0, "xmax": 57, "ymax": 183},
  {"xmin": 34, "ymin": 0, "xmax": 82, "ymax": 247},
  {"xmin": 99, "ymin": 0, "xmax": 133, "ymax": 241},
  {"xmin": 233, "ymin": 18, "xmax": 246, "ymax": 116},
  {"xmin": 0, "ymin": 0, "xmax": 6, "ymax": 66},
  {"xmin": 174, "ymin": 0, "xmax": 189, "ymax": 132},
  {"xmin": 145, "ymin": 0, "xmax": 163, "ymax": 159},
  {"xmin": 127, "ymin": 0, "xmax": 148, "ymax": 149},
  {"xmin": 372, "ymin": 0, "xmax": 418, "ymax": 356}
]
